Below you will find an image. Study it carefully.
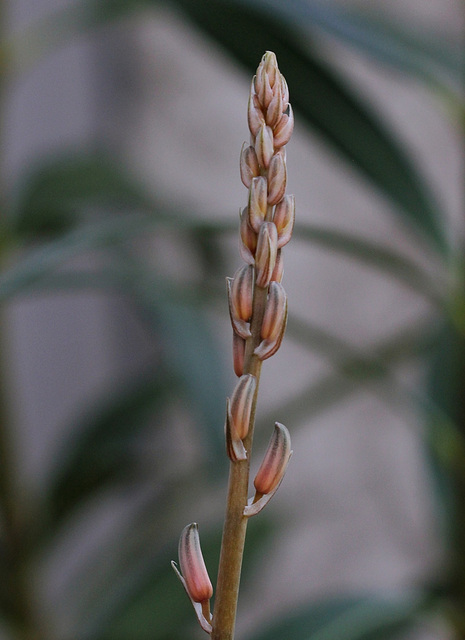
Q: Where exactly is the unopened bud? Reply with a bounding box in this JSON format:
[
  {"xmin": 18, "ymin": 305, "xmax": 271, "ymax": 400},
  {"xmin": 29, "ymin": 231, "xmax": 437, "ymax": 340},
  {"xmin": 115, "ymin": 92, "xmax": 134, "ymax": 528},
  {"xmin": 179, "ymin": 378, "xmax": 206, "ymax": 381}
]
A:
[
  {"xmin": 232, "ymin": 332, "xmax": 245, "ymax": 377},
  {"xmin": 280, "ymin": 74, "xmax": 289, "ymax": 107},
  {"xmin": 254, "ymin": 295, "xmax": 288, "ymax": 360},
  {"xmin": 239, "ymin": 207, "xmax": 257, "ymax": 264},
  {"xmin": 271, "ymin": 249, "xmax": 284, "ymax": 283},
  {"xmin": 255, "ymin": 221, "xmax": 278, "ymax": 288},
  {"xmin": 273, "ymin": 104, "xmax": 294, "ymax": 148},
  {"xmin": 177, "ymin": 523, "xmax": 213, "ymax": 604},
  {"xmin": 248, "ymin": 176, "xmax": 268, "ymax": 233},
  {"xmin": 248, "ymin": 83, "xmax": 265, "ymax": 137},
  {"xmin": 228, "ymin": 374, "xmax": 256, "ymax": 440},
  {"xmin": 225, "ymin": 397, "xmax": 247, "ymax": 461},
  {"xmin": 273, "ymin": 195, "xmax": 295, "ymax": 247},
  {"xmin": 255, "ymin": 124, "xmax": 274, "ymax": 169},
  {"xmin": 255, "ymin": 51, "xmax": 279, "ymax": 109},
  {"xmin": 231, "ymin": 264, "xmax": 254, "ymax": 322},
  {"xmin": 265, "ymin": 85, "xmax": 284, "ymax": 128},
  {"xmin": 261, "ymin": 282, "xmax": 287, "ymax": 342},
  {"xmin": 254, "ymin": 422, "xmax": 292, "ymax": 495},
  {"xmin": 240, "ymin": 143, "xmax": 260, "ymax": 188},
  {"xmin": 227, "ymin": 274, "xmax": 252, "ymax": 340},
  {"xmin": 267, "ymin": 152, "xmax": 287, "ymax": 205}
]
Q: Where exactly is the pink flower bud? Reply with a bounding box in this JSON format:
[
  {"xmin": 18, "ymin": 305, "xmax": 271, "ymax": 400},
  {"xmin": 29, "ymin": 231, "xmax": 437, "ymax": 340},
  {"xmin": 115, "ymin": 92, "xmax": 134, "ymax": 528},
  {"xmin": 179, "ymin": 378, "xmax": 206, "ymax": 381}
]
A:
[
  {"xmin": 280, "ymin": 73, "xmax": 289, "ymax": 107},
  {"xmin": 239, "ymin": 206, "xmax": 257, "ymax": 264},
  {"xmin": 255, "ymin": 124, "xmax": 274, "ymax": 169},
  {"xmin": 271, "ymin": 249, "xmax": 284, "ymax": 283},
  {"xmin": 248, "ymin": 83, "xmax": 265, "ymax": 137},
  {"xmin": 248, "ymin": 176, "xmax": 268, "ymax": 233},
  {"xmin": 228, "ymin": 374, "xmax": 256, "ymax": 440},
  {"xmin": 254, "ymin": 292, "xmax": 288, "ymax": 360},
  {"xmin": 273, "ymin": 104, "xmax": 294, "ymax": 148},
  {"xmin": 255, "ymin": 221, "xmax": 278, "ymax": 288},
  {"xmin": 267, "ymin": 152, "xmax": 287, "ymax": 205},
  {"xmin": 254, "ymin": 422, "xmax": 292, "ymax": 495},
  {"xmin": 261, "ymin": 282, "xmax": 287, "ymax": 342},
  {"xmin": 273, "ymin": 194, "xmax": 295, "ymax": 247},
  {"xmin": 231, "ymin": 264, "xmax": 254, "ymax": 322},
  {"xmin": 265, "ymin": 86, "xmax": 284, "ymax": 127},
  {"xmin": 232, "ymin": 332, "xmax": 245, "ymax": 377},
  {"xmin": 178, "ymin": 523, "xmax": 213, "ymax": 604},
  {"xmin": 254, "ymin": 64, "xmax": 274, "ymax": 109},
  {"xmin": 240, "ymin": 143, "xmax": 260, "ymax": 188},
  {"xmin": 227, "ymin": 274, "xmax": 252, "ymax": 340}
]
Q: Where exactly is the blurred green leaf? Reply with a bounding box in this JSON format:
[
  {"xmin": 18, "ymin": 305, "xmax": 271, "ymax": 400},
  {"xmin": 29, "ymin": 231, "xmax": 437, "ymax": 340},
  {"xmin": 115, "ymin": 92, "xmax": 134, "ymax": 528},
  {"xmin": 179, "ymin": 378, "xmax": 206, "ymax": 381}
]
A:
[
  {"xmin": 173, "ymin": 0, "xmax": 448, "ymax": 254},
  {"xmin": 247, "ymin": 593, "xmax": 426, "ymax": 640},
  {"xmin": 247, "ymin": 0, "xmax": 462, "ymax": 94},
  {"xmin": 10, "ymin": 152, "xmax": 155, "ymax": 239}
]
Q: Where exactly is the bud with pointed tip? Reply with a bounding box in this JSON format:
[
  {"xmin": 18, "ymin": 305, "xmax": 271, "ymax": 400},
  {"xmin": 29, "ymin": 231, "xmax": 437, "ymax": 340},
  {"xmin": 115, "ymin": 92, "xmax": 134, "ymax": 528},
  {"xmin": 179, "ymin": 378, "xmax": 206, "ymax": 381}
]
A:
[
  {"xmin": 254, "ymin": 422, "xmax": 292, "ymax": 495},
  {"xmin": 273, "ymin": 104, "xmax": 294, "ymax": 148},
  {"xmin": 227, "ymin": 270, "xmax": 252, "ymax": 340},
  {"xmin": 261, "ymin": 282, "xmax": 287, "ymax": 343},
  {"xmin": 265, "ymin": 85, "xmax": 284, "ymax": 128},
  {"xmin": 231, "ymin": 264, "xmax": 254, "ymax": 322},
  {"xmin": 254, "ymin": 296, "xmax": 288, "ymax": 360},
  {"xmin": 255, "ymin": 221, "xmax": 278, "ymax": 288},
  {"xmin": 280, "ymin": 74, "xmax": 289, "ymax": 107},
  {"xmin": 248, "ymin": 176, "xmax": 268, "ymax": 233},
  {"xmin": 178, "ymin": 523, "xmax": 213, "ymax": 604},
  {"xmin": 255, "ymin": 124, "xmax": 274, "ymax": 169},
  {"xmin": 273, "ymin": 194, "xmax": 295, "ymax": 247},
  {"xmin": 267, "ymin": 152, "xmax": 287, "ymax": 205},
  {"xmin": 271, "ymin": 249, "xmax": 284, "ymax": 283},
  {"xmin": 239, "ymin": 207, "xmax": 257, "ymax": 264},
  {"xmin": 240, "ymin": 143, "xmax": 260, "ymax": 188},
  {"xmin": 228, "ymin": 374, "xmax": 256, "ymax": 440},
  {"xmin": 248, "ymin": 83, "xmax": 265, "ymax": 137}
]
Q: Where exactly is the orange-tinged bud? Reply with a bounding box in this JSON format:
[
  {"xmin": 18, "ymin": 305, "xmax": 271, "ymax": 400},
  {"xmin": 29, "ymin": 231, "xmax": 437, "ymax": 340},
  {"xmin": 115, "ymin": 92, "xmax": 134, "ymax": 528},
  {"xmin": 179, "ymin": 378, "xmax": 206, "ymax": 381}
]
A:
[
  {"xmin": 273, "ymin": 104, "xmax": 294, "ymax": 148},
  {"xmin": 248, "ymin": 176, "xmax": 268, "ymax": 233},
  {"xmin": 240, "ymin": 143, "xmax": 260, "ymax": 188},
  {"xmin": 178, "ymin": 523, "xmax": 213, "ymax": 604},
  {"xmin": 232, "ymin": 332, "xmax": 245, "ymax": 377},
  {"xmin": 273, "ymin": 194, "xmax": 295, "ymax": 247},
  {"xmin": 261, "ymin": 282, "xmax": 287, "ymax": 342},
  {"xmin": 255, "ymin": 222, "xmax": 278, "ymax": 288},
  {"xmin": 254, "ymin": 422, "xmax": 292, "ymax": 495},
  {"xmin": 239, "ymin": 207, "xmax": 257, "ymax": 264},
  {"xmin": 228, "ymin": 374, "xmax": 256, "ymax": 440},
  {"xmin": 267, "ymin": 152, "xmax": 287, "ymax": 205},
  {"xmin": 255, "ymin": 124, "xmax": 274, "ymax": 169}
]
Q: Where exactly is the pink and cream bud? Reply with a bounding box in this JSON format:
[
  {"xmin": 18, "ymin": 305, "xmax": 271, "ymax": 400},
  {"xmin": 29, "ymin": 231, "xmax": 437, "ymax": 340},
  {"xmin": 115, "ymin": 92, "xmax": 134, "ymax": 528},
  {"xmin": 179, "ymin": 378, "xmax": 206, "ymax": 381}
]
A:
[
  {"xmin": 240, "ymin": 143, "xmax": 260, "ymax": 188},
  {"xmin": 255, "ymin": 221, "xmax": 278, "ymax": 288},
  {"xmin": 261, "ymin": 282, "xmax": 287, "ymax": 342},
  {"xmin": 273, "ymin": 194, "xmax": 295, "ymax": 247},
  {"xmin": 254, "ymin": 422, "xmax": 292, "ymax": 495},
  {"xmin": 273, "ymin": 104, "xmax": 294, "ymax": 148},
  {"xmin": 271, "ymin": 249, "xmax": 284, "ymax": 283},
  {"xmin": 178, "ymin": 523, "xmax": 213, "ymax": 604},
  {"xmin": 239, "ymin": 207, "xmax": 257, "ymax": 264},
  {"xmin": 267, "ymin": 152, "xmax": 287, "ymax": 205},
  {"xmin": 248, "ymin": 176, "xmax": 268, "ymax": 233},
  {"xmin": 255, "ymin": 124, "xmax": 274, "ymax": 169},
  {"xmin": 248, "ymin": 84, "xmax": 265, "ymax": 137},
  {"xmin": 228, "ymin": 374, "xmax": 256, "ymax": 440}
]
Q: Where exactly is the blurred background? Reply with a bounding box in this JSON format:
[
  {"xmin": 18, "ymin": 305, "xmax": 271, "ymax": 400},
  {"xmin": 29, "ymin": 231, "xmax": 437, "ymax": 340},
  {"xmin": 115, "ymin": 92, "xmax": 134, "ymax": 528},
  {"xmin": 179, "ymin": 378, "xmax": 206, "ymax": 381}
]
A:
[{"xmin": 0, "ymin": 0, "xmax": 463, "ymax": 638}]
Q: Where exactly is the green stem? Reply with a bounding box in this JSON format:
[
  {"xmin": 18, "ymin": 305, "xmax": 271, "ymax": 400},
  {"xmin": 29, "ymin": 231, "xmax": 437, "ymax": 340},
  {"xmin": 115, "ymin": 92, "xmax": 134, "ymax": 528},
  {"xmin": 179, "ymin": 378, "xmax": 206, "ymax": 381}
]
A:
[{"xmin": 211, "ymin": 284, "xmax": 268, "ymax": 640}]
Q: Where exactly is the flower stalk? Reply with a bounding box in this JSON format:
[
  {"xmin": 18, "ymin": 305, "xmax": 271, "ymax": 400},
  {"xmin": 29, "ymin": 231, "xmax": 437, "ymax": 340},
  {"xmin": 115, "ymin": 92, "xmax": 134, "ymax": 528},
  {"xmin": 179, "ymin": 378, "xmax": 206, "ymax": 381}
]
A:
[{"xmin": 173, "ymin": 51, "xmax": 295, "ymax": 639}]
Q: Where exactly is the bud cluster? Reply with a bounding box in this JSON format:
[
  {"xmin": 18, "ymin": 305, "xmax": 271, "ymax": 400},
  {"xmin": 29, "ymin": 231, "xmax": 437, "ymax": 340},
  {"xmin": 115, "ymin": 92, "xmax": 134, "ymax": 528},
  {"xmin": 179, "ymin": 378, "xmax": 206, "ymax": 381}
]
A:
[{"xmin": 173, "ymin": 52, "xmax": 294, "ymax": 635}]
